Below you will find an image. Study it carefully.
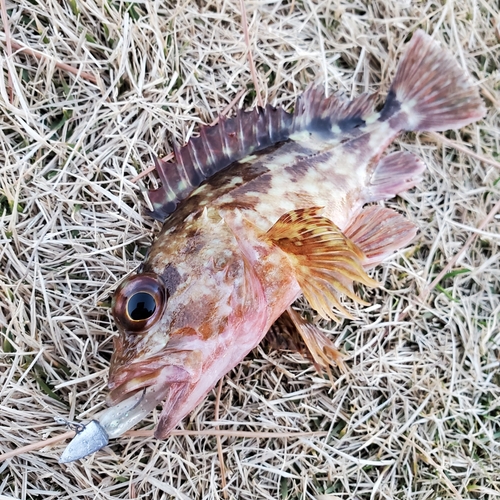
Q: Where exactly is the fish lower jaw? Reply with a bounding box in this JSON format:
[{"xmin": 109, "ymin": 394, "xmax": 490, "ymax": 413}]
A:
[
  {"xmin": 97, "ymin": 382, "xmax": 172, "ymax": 439},
  {"xmin": 101, "ymin": 362, "xmax": 197, "ymax": 440},
  {"xmin": 107, "ymin": 369, "xmax": 163, "ymax": 404}
]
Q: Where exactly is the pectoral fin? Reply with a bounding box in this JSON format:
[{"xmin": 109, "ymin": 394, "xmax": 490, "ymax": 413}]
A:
[{"xmin": 267, "ymin": 207, "xmax": 379, "ymax": 321}]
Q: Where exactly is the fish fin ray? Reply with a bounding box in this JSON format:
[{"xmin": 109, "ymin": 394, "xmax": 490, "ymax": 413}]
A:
[
  {"xmin": 148, "ymin": 88, "xmax": 378, "ymax": 221},
  {"xmin": 148, "ymin": 105, "xmax": 293, "ymax": 220},
  {"xmin": 285, "ymin": 307, "xmax": 347, "ymax": 374},
  {"xmin": 265, "ymin": 309, "xmax": 307, "ymax": 354},
  {"xmin": 345, "ymin": 206, "xmax": 417, "ymax": 268},
  {"xmin": 267, "ymin": 207, "xmax": 379, "ymax": 321},
  {"xmin": 381, "ymin": 29, "xmax": 486, "ymax": 131},
  {"xmin": 366, "ymin": 151, "xmax": 426, "ymax": 202}
]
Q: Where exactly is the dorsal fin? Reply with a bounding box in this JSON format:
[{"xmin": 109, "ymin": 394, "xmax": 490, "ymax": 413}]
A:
[
  {"xmin": 148, "ymin": 86, "xmax": 378, "ymax": 221},
  {"xmin": 292, "ymin": 85, "xmax": 377, "ymax": 136},
  {"xmin": 148, "ymin": 105, "xmax": 293, "ymax": 220}
]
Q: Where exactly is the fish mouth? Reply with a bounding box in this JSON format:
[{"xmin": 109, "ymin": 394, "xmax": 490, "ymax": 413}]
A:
[
  {"xmin": 107, "ymin": 347, "xmax": 201, "ymax": 400},
  {"xmin": 107, "ymin": 367, "xmax": 172, "ymax": 405},
  {"xmin": 98, "ymin": 379, "xmax": 173, "ymax": 439},
  {"xmin": 103, "ymin": 349, "xmax": 204, "ymax": 439},
  {"xmin": 59, "ymin": 356, "xmax": 191, "ymax": 463},
  {"xmin": 94, "ymin": 365, "xmax": 191, "ymax": 442}
]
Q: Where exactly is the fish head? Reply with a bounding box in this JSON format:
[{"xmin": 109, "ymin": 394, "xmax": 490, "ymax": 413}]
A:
[{"xmin": 106, "ymin": 217, "xmax": 268, "ymax": 438}]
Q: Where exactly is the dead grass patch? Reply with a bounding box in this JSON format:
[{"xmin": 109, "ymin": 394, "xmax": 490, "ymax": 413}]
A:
[{"xmin": 0, "ymin": 0, "xmax": 499, "ymax": 498}]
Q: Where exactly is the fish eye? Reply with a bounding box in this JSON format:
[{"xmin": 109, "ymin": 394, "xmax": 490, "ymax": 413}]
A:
[
  {"xmin": 112, "ymin": 273, "xmax": 166, "ymax": 333},
  {"xmin": 127, "ymin": 292, "xmax": 156, "ymax": 321}
]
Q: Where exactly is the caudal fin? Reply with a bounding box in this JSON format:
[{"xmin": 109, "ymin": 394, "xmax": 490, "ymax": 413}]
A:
[{"xmin": 381, "ymin": 30, "xmax": 486, "ymax": 131}]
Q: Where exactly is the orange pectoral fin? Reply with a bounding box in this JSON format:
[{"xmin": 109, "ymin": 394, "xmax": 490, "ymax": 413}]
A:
[{"xmin": 267, "ymin": 207, "xmax": 379, "ymax": 322}]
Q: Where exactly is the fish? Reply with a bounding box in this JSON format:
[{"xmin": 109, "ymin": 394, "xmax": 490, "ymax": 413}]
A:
[{"xmin": 60, "ymin": 30, "xmax": 485, "ymax": 461}]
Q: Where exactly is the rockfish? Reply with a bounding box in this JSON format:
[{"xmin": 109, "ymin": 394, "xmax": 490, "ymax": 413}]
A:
[{"xmin": 60, "ymin": 30, "xmax": 484, "ymax": 462}]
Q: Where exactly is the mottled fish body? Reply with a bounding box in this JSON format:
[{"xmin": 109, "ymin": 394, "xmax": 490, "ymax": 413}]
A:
[{"xmin": 63, "ymin": 30, "xmax": 484, "ymax": 456}]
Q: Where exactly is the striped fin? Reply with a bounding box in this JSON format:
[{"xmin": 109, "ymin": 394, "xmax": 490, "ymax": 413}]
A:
[
  {"xmin": 148, "ymin": 87, "xmax": 378, "ymax": 221},
  {"xmin": 345, "ymin": 206, "xmax": 417, "ymax": 268},
  {"xmin": 292, "ymin": 85, "xmax": 377, "ymax": 137},
  {"xmin": 366, "ymin": 151, "xmax": 426, "ymax": 203},
  {"xmin": 267, "ymin": 207, "xmax": 379, "ymax": 322},
  {"xmin": 148, "ymin": 106, "xmax": 293, "ymax": 220},
  {"xmin": 380, "ymin": 30, "xmax": 486, "ymax": 131}
]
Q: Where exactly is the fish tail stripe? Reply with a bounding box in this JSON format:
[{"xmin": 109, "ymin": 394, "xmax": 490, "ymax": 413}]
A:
[
  {"xmin": 270, "ymin": 103, "xmax": 290, "ymax": 143},
  {"xmin": 151, "ymin": 157, "xmax": 174, "ymax": 197},
  {"xmin": 381, "ymin": 29, "xmax": 486, "ymax": 131},
  {"xmin": 292, "ymin": 85, "xmax": 377, "ymax": 136}
]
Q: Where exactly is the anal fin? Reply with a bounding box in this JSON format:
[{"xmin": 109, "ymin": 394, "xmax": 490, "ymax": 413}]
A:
[
  {"xmin": 366, "ymin": 151, "xmax": 426, "ymax": 203},
  {"xmin": 267, "ymin": 207, "xmax": 378, "ymax": 322},
  {"xmin": 345, "ymin": 206, "xmax": 417, "ymax": 268}
]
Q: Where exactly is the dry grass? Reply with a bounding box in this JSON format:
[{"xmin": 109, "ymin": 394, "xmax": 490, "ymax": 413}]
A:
[{"xmin": 1, "ymin": 0, "xmax": 499, "ymax": 498}]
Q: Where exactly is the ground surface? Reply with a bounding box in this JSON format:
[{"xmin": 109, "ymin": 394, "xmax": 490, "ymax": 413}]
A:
[{"xmin": 0, "ymin": 1, "xmax": 499, "ymax": 499}]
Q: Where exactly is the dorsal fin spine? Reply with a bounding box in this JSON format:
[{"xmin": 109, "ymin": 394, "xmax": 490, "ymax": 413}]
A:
[
  {"xmin": 173, "ymin": 142, "xmax": 193, "ymax": 193},
  {"xmin": 188, "ymin": 138, "xmax": 203, "ymax": 177},
  {"xmin": 199, "ymin": 127, "xmax": 214, "ymax": 170},
  {"xmin": 148, "ymin": 87, "xmax": 377, "ymax": 221}
]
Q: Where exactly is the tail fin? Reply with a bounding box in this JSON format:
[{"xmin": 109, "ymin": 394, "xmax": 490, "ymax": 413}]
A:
[{"xmin": 380, "ymin": 30, "xmax": 486, "ymax": 131}]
